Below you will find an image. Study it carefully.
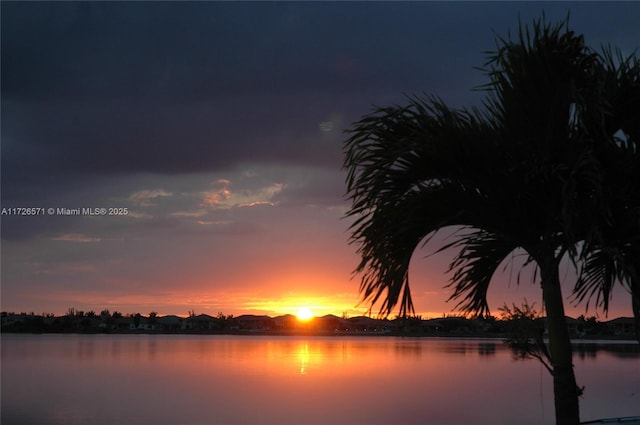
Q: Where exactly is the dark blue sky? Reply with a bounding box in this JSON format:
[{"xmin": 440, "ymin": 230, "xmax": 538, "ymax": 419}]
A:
[{"xmin": 2, "ymin": 2, "xmax": 639, "ymax": 317}]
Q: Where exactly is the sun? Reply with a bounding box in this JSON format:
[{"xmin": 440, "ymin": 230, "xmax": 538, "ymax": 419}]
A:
[{"xmin": 296, "ymin": 307, "xmax": 314, "ymax": 321}]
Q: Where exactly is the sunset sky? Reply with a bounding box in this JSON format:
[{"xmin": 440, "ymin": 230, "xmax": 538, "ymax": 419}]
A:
[{"xmin": 2, "ymin": 2, "xmax": 639, "ymax": 319}]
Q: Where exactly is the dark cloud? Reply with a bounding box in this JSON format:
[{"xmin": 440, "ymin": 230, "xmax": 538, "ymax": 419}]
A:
[
  {"xmin": 3, "ymin": 2, "xmax": 639, "ymax": 209},
  {"xmin": 1, "ymin": 94, "xmax": 347, "ymax": 193},
  {"xmin": 2, "ymin": 2, "xmax": 444, "ymax": 101},
  {"xmin": 4, "ymin": 2, "xmax": 638, "ymax": 102},
  {"xmin": 0, "ymin": 3, "xmax": 444, "ymax": 207}
]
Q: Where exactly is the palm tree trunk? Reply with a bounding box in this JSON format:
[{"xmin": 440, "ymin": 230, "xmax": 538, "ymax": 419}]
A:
[
  {"xmin": 540, "ymin": 256, "xmax": 580, "ymax": 425},
  {"xmin": 631, "ymin": 276, "xmax": 640, "ymax": 343}
]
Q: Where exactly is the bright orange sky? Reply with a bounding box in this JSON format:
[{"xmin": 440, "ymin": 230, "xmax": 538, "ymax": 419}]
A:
[{"xmin": 2, "ymin": 3, "xmax": 637, "ymax": 320}]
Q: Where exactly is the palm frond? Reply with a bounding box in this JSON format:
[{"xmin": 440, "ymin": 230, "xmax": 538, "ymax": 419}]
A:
[
  {"xmin": 572, "ymin": 247, "xmax": 622, "ymax": 314},
  {"xmin": 344, "ymin": 97, "xmax": 507, "ymax": 317},
  {"xmin": 442, "ymin": 230, "xmax": 520, "ymax": 317}
]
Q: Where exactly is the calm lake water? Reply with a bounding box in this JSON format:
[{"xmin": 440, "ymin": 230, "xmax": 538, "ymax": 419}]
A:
[{"xmin": 1, "ymin": 334, "xmax": 638, "ymax": 425}]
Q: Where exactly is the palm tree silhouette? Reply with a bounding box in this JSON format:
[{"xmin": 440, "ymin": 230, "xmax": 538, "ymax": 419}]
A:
[
  {"xmin": 343, "ymin": 17, "xmax": 639, "ymax": 425},
  {"xmin": 570, "ymin": 47, "xmax": 640, "ymax": 342}
]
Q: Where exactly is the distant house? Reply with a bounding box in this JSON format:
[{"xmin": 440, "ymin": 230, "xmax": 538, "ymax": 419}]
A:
[
  {"xmin": 538, "ymin": 317, "xmax": 587, "ymax": 338},
  {"xmin": 157, "ymin": 315, "xmax": 183, "ymax": 332},
  {"xmin": 606, "ymin": 317, "xmax": 635, "ymax": 337},
  {"xmin": 1, "ymin": 313, "xmax": 27, "ymax": 328},
  {"xmin": 235, "ymin": 315, "xmax": 273, "ymax": 331},
  {"xmin": 314, "ymin": 314, "xmax": 343, "ymax": 332},
  {"xmin": 345, "ymin": 316, "xmax": 391, "ymax": 333},
  {"xmin": 114, "ymin": 317, "xmax": 132, "ymax": 330},
  {"xmin": 129, "ymin": 317, "xmax": 158, "ymax": 331},
  {"xmin": 564, "ymin": 317, "xmax": 586, "ymax": 337},
  {"xmin": 184, "ymin": 314, "xmax": 222, "ymax": 331},
  {"xmin": 79, "ymin": 317, "xmax": 101, "ymax": 331},
  {"xmin": 421, "ymin": 319, "xmax": 444, "ymax": 334},
  {"xmin": 273, "ymin": 314, "xmax": 297, "ymax": 331}
]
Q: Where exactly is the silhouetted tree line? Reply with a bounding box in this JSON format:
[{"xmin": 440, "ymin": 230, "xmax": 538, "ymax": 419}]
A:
[{"xmin": 1, "ymin": 308, "xmax": 635, "ymax": 339}]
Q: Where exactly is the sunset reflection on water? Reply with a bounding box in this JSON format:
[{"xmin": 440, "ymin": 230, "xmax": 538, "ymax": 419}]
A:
[
  {"xmin": 2, "ymin": 334, "xmax": 638, "ymax": 425},
  {"xmin": 298, "ymin": 343, "xmax": 309, "ymax": 374}
]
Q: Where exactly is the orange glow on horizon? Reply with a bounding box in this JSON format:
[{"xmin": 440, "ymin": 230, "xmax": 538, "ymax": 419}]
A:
[
  {"xmin": 16, "ymin": 276, "xmax": 634, "ymax": 320},
  {"xmin": 237, "ymin": 291, "xmax": 366, "ymax": 319}
]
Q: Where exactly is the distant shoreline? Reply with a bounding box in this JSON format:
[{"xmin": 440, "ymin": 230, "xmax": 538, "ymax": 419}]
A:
[{"xmin": 2, "ymin": 311, "xmax": 637, "ymax": 341}]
